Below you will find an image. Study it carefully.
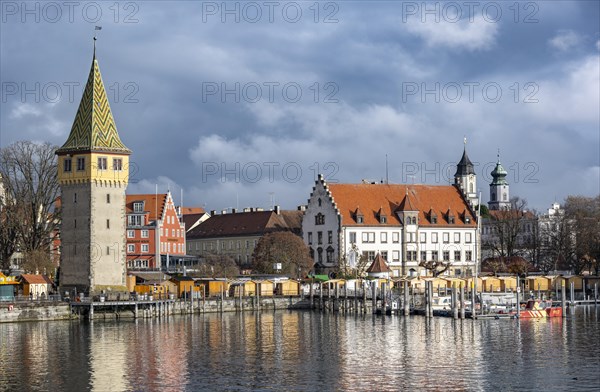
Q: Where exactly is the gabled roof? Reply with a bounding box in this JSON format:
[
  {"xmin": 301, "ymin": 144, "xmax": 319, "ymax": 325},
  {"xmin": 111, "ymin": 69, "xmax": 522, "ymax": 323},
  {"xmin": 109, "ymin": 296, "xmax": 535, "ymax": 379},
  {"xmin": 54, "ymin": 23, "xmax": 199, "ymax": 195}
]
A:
[
  {"xmin": 187, "ymin": 210, "xmax": 303, "ymax": 239},
  {"xmin": 327, "ymin": 183, "xmax": 476, "ymax": 227},
  {"xmin": 367, "ymin": 254, "xmax": 392, "ymax": 273},
  {"xmin": 20, "ymin": 274, "xmax": 51, "ymax": 285},
  {"xmin": 126, "ymin": 194, "xmax": 167, "ymax": 221},
  {"xmin": 396, "ymin": 190, "xmax": 417, "ymax": 212},
  {"xmin": 56, "ymin": 52, "xmax": 130, "ymax": 155}
]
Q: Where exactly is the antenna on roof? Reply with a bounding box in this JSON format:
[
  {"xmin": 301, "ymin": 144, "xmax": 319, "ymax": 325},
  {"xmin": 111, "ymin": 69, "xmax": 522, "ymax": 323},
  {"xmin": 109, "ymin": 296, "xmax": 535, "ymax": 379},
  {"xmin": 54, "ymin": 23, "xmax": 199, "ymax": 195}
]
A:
[{"xmin": 385, "ymin": 154, "xmax": 389, "ymax": 185}]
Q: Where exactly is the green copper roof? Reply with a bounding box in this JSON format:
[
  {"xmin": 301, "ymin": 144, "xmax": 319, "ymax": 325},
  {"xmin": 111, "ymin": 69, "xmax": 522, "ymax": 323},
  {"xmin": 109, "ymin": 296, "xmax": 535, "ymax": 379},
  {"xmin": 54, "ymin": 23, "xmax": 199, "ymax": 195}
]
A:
[
  {"xmin": 57, "ymin": 54, "xmax": 130, "ymax": 155},
  {"xmin": 491, "ymin": 161, "xmax": 508, "ymax": 185}
]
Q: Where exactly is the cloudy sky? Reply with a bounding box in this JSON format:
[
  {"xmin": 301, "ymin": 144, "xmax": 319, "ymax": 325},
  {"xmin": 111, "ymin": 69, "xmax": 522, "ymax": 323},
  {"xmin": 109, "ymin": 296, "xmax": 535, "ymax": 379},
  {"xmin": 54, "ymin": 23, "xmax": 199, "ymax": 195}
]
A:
[{"xmin": 2, "ymin": 1, "xmax": 599, "ymax": 212}]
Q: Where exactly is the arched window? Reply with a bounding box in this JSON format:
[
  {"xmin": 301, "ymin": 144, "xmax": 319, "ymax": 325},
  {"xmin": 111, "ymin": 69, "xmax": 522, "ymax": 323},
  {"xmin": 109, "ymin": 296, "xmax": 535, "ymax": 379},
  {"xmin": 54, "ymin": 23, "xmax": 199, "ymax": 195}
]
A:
[{"xmin": 318, "ymin": 198, "xmax": 322, "ymax": 207}]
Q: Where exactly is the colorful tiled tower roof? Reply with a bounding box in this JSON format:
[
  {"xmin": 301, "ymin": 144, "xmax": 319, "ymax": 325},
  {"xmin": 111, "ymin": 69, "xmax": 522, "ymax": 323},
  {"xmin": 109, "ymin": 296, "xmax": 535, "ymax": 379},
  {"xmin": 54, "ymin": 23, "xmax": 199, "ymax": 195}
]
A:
[{"xmin": 56, "ymin": 48, "xmax": 131, "ymax": 155}]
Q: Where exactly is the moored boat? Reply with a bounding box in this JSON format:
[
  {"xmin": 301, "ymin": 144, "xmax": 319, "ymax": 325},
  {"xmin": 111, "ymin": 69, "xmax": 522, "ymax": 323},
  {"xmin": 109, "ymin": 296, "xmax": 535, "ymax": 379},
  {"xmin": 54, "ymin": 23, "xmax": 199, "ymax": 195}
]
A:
[{"xmin": 513, "ymin": 299, "xmax": 563, "ymax": 318}]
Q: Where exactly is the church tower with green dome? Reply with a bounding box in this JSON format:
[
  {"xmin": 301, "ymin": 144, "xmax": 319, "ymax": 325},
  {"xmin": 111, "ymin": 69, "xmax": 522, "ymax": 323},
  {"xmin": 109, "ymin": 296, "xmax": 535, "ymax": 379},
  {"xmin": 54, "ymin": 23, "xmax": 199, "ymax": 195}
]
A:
[{"xmin": 488, "ymin": 151, "xmax": 510, "ymax": 210}]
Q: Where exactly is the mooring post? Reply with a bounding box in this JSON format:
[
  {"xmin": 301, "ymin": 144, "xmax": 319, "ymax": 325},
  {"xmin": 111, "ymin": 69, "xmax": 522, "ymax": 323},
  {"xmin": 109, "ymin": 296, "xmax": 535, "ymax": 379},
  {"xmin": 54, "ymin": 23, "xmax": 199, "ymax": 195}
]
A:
[
  {"xmin": 459, "ymin": 282, "xmax": 465, "ymax": 320},
  {"xmin": 452, "ymin": 283, "xmax": 458, "ymax": 320},
  {"xmin": 595, "ymin": 283, "xmax": 598, "ymax": 305},
  {"xmin": 403, "ymin": 280, "xmax": 409, "ymax": 316},
  {"xmin": 382, "ymin": 283, "xmax": 387, "ymax": 314},
  {"xmin": 429, "ymin": 281, "xmax": 434, "ymax": 318},
  {"xmin": 561, "ymin": 280, "xmax": 566, "ymax": 317},
  {"xmin": 372, "ymin": 282, "xmax": 377, "ymax": 314},
  {"xmin": 309, "ymin": 280, "xmax": 314, "ymax": 309},
  {"xmin": 570, "ymin": 282, "xmax": 575, "ymax": 305},
  {"xmin": 424, "ymin": 281, "xmax": 430, "ymax": 318},
  {"xmin": 318, "ymin": 282, "xmax": 323, "ymax": 311},
  {"xmin": 471, "ymin": 280, "xmax": 476, "ymax": 320}
]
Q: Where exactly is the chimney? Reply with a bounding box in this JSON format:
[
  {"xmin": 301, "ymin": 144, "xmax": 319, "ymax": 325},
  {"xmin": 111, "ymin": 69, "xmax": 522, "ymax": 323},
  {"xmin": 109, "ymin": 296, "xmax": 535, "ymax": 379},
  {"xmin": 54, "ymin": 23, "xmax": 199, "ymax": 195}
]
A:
[
  {"xmin": 221, "ymin": 209, "xmax": 227, "ymax": 215},
  {"xmin": 243, "ymin": 207, "xmax": 251, "ymax": 213},
  {"xmin": 274, "ymin": 205, "xmax": 281, "ymax": 214},
  {"xmin": 210, "ymin": 210, "xmax": 216, "ymax": 216},
  {"xmin": 297, "ymin": 205, "xmax": 306, "ymax": 211},
  {"xmin": 232, "ymin": 208, "xmax": 237, "ymax": 214}
]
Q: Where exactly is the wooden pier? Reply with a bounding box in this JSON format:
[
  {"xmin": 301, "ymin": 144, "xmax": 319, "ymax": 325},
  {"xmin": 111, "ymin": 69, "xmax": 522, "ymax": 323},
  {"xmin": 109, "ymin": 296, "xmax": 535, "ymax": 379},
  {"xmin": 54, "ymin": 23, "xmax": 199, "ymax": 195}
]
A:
[{"xmin": 70, "ymin": 299, "xmax": 175, "ymax": 320}]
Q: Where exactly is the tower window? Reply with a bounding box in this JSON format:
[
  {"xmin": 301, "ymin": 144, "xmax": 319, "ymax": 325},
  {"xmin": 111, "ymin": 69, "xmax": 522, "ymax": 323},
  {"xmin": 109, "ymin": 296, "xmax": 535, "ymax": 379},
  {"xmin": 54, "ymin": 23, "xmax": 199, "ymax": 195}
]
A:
[
  {"xmin": 315, "ymin": 213, "xmax": 325, "ymax": 225},
  {"xmin": 106, "ymin": 219, "xmax": 110, "ymax": 229},
  {"xmin": 113, "ymin": 158, "xmax": 123, "ymax": 171},
  {"xmin": 76, "ymin": 157, "xmax": 85, "ymax": 171},
  {"xmin": 97, "ymin": 157, "xmax": 107, "ymax": 171},
  {"xmin": 63, "ymin": 158, "xmax": 72, "ymax": 172},
  {"xmin": 106, "ymin": 194, "xmax": 110, "ymax": 203},
  {"xmin": 73, "ymin": 193, "xmax": 77, "ymax": 203}
]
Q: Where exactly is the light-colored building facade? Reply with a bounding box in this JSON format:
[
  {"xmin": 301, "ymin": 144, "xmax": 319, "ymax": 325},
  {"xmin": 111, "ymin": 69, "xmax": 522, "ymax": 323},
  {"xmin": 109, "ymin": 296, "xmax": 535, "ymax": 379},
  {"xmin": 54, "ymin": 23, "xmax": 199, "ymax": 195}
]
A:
[
  {"xmin": 186, "ymin": 208, "xmax": 302, "ymax": 270},
  {"xmin": 302, "ymin": 147, "xmax": 480, "ymax": 277},
  {"xmin": 55, "ymin": 47, "xmax": 131, "ymax": 295}
]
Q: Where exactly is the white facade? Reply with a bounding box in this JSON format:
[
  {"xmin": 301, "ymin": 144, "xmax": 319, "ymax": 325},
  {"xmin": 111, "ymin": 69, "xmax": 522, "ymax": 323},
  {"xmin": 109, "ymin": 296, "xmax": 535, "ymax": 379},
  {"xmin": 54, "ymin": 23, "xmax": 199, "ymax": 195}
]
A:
[{"xmin": 302, "ymin": 175, "xmax": 479, "ymax": 277}]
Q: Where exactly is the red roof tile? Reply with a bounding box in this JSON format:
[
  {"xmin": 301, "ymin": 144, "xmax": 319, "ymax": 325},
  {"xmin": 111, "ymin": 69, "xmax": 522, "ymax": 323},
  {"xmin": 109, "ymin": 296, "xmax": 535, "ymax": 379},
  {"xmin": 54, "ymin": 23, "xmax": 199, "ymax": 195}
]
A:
[
  {"xmin": 367, "ymin": 254, "xmax": 392, "ymax": 273},
  {"xmin": 20, "ymin": 274, "xmax": 51, "ymax": 284},
  {"xmin": 126, "ymin": 194, "xmax": 167, "ymax": 221},
  {"xmin": 326, "ymin": 183, "xmax": 476, "ymax": 227}
]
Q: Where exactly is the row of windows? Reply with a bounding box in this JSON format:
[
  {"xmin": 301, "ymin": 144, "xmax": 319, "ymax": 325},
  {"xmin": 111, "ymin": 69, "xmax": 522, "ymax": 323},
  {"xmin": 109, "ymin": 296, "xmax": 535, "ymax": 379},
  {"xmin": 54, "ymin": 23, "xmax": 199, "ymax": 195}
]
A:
[
  {"xmin": 309, "ymin": 246, "xmax": 335, "ymax": 263},
  {"xmin": 127, "ymin": 259, "xmax": 149, "ymax": 269},
  {"xmin": 63, "ymin": 157, "xmax": 123, "ymax": 172},
  {"xmin": 372, "ymin": 250, "xmax": 473, "ymax": 262},
  {"xmin": 160, "ymin": 242, "xmax": 184, "ymax": 254},
  {"xmin": 187, "ymin": 239, "xmax": 259, "ymax": 252},
  {"xmin": 127, "ymin": 243, "xmax": 150, "ymax": 253},
  {"xmin": 307, "ymin": 231, "xmax": 333, "ymax": 245},
  {"xmin": 349, "ymin": 231, "xmax": 473, "ymax": 244},
  {"xmin": 127, "ymin": 230, "xmax": 149, "ymax": 238}
]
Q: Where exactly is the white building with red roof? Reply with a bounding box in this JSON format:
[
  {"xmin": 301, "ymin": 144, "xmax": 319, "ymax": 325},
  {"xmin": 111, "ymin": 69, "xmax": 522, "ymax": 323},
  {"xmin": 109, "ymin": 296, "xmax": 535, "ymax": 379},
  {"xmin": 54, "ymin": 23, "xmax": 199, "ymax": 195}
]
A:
[{"xmin": 302, "ymin": 148, "xmax": 480, "ymax": 278}]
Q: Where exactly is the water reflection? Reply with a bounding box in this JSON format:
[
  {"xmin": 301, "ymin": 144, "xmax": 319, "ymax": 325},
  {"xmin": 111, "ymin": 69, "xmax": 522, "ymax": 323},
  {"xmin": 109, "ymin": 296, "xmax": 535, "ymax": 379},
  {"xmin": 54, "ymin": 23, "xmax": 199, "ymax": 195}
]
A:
[{"xmin": 1, "ymin": 307, "xmax": 599, "ymax": 391}]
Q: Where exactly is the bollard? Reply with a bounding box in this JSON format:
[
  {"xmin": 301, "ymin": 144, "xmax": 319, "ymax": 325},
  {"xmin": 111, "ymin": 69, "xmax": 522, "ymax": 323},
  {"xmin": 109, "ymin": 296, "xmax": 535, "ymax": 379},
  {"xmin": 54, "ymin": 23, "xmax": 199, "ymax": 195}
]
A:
[
  {"xmin": 309, "ymin": 281, "xmax": 314, "ymax": 309},
  {"xmin": 595, "ymin": 283, "xmax": 598, "ymax": 305},
  {"xmin": 452, "ymin": 284, "xmax": 458, "ymax": 320},
  {"xmin": 459, "ymin": 283, "xmax": 465, "ymax": 320},
  {"xmin": 403, "ymin": 281, "xmax": 410, "ymax": 316},
  {"xmin": 363, "ymin": 281, "xmax": 367, "ymax": 314},
  {"xmin": 561, "ymin": 281, "xmax": 566, "ymax": 317},
  {"xmin": 372, "ymin": 282, "xmax": 377, "ymax": 314}
]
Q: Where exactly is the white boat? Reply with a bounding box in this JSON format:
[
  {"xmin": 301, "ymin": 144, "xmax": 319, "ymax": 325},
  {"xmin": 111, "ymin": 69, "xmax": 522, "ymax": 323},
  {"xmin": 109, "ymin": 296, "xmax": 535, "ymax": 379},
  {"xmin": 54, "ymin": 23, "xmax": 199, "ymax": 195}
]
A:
[{"xmin": 431, "ymin": 296, "xmax": 453, "ymax": 310}]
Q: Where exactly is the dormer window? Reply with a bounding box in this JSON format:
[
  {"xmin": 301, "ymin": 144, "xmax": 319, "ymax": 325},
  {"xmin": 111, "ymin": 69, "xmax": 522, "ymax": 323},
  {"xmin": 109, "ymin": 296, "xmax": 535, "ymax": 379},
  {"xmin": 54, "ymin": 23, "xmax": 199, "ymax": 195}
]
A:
[
  {"xmin": 449, "ymin": 216, "xmax": 455, "ymax": 224},
  {"xmin": 465, "ymin": 217, "xmax": 470, "ymax": 223},
  {"xmin": 431, "ymin": 216, "xmax": 437, "ymax": 224},
  {"xmin": 357, "ymin": 215, "xmax": 363, "ymax": 224},
  {"xmin": 380, "ymin": 216, "xmax": 387, "ymax": 224},
  {"xmin": 133, "ymin": 202, "xmax": 144, "ymax": 213}
]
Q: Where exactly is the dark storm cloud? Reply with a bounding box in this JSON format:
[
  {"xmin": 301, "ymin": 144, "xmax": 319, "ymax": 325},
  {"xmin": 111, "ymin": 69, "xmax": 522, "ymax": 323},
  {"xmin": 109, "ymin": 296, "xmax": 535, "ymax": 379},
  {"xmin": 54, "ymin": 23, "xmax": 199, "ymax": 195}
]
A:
[{"xmin": 1, "ymin": 1, "xmax": 598, "ymax": 212}]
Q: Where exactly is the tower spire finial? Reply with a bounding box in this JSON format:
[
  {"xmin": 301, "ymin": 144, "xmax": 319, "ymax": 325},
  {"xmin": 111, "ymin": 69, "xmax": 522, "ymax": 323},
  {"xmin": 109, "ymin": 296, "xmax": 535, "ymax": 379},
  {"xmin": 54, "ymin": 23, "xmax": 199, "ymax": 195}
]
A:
[
  {"xmin": 497, "ymin": 148, "xmax": 500, "ymax": 161},
  {"xmin": 93, "ymin": 26, "xmax": 102, "ymax": 58}
]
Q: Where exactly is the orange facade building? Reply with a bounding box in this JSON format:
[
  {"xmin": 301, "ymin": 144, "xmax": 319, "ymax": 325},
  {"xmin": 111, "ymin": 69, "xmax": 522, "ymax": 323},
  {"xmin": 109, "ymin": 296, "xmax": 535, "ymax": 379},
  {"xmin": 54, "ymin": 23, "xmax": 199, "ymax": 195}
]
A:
[{"xmin": 125, "ymin": 191, "xmax": 186, "ymax": 270}]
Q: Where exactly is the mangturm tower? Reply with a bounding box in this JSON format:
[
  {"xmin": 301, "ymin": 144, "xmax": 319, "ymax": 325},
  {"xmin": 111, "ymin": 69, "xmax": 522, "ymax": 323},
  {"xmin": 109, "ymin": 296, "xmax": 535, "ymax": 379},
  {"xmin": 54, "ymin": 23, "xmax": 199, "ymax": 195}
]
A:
[{"xmin": 56, "ymin": 41, "xmax": 131, "ymax": 296}]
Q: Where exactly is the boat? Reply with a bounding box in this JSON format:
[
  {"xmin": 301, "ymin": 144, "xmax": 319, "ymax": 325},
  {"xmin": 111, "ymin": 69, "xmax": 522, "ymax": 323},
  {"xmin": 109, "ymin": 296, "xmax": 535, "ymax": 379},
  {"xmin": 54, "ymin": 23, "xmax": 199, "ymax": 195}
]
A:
[
  {"xmin": 513, "ymin": 299, "xmax": 563, "ymax": 318},
  {"xmin": 431, "ymin": 296, "xmax": 456, "ymax": 310}
]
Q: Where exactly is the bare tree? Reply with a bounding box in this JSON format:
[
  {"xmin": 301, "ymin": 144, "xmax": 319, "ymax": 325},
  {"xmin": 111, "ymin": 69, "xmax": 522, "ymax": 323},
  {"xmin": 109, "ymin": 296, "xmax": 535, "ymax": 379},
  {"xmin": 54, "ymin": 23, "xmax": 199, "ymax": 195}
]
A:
[
  {"xmin": 418, "ymin": 260, "xmax": 451, "ymax": 277},
  {"xmin": 21, "ymin": 249, "xmax": 56, "ymax": 276},
  {"xmin": 563, "ymin": 195, "xmax": 600, "ymax": 274},
  {"xmin": 0, "ymin": 141, "xmax": 60, "ymax": 269},
  {"xmin": 192, "ymin": 252, "xmax": 240, "ymax": 278},
  {"xmin": 483, "ymin": 197, "xmax": 531, "ymax": 260},
  {"xmin": 252, "ymin": 232, "xmax": 313, "ymax": 278}
]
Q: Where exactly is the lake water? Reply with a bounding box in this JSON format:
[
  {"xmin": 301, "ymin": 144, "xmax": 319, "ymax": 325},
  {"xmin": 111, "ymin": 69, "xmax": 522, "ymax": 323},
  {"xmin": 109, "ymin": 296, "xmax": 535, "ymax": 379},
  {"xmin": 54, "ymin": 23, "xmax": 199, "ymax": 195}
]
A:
[{"xmin": 1, "ymin": 307, "xmax": 599, "ymax": 391}]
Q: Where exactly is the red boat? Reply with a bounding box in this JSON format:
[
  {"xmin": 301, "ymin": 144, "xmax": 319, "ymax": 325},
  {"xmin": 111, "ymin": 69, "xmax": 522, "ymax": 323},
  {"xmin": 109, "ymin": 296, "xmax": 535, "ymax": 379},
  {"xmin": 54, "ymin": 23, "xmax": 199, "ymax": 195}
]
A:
[{"xmin": 513, "ymin": 299, "xmax": 563, "ymax": 318}]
